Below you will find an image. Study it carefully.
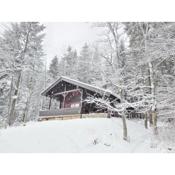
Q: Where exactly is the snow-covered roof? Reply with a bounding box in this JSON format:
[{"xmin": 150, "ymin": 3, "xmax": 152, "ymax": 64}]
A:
[{"xmin": 41, "ymin": 76, "xmax": 120, "ymax": 99}]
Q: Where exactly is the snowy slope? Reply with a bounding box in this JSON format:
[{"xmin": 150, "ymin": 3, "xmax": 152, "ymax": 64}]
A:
[{"xmin": 0, "ymin": 118, "xmax": 164, "ymax": 153}]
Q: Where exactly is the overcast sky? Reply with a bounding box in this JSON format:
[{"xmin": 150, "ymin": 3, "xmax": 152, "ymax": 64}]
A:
[
  {"xmin": 0, "ymin": 22, "xmax": 102, "ymax": 66},
  {"xmin": 43, "ymin": 22, "xmax": 101, "ymax": 65}
]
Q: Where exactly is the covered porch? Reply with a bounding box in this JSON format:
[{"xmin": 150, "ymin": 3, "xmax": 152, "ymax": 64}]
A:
[{"xmin": 39, "ymin": 88, "xmax": 83, "ymax": 120}]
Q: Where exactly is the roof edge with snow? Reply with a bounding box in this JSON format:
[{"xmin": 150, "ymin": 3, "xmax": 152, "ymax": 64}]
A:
[{"xmin": 41, "ymin": 76, "xmax": 120, "ymax": 99}]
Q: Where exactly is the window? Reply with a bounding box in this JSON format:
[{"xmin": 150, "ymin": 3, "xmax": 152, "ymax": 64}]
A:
[{"xmin": 71, "ymin": 103, "xmax": 80, "ymax": 108}]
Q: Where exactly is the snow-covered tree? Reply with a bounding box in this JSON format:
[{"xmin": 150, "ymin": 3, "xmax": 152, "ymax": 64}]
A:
[
  {"xmin": 0, "ymin": 22, "xmax": 45, "ymax": 126},
  {"xmin": 63, "ymin": 46, "xmax": 78, "ymax": 78},
  {"xmin": 48, "ymin": 55, "xmax": 59, "ymax": 80},
  {"xmin": 90, "ymin": 22, "xmax": 161, "ymax": 140},
  {"xmin": 124, "ymin": 22, "xmax": 175, "ymax": 134},
  {"xmin": 92, "ymin": 22, "xmax": 133, "ymax": 140},
  {"xmin": 77, "ymin": 43, "xmax": 93, "ymax": 83},
  {"xmin": 89, "ymin": 46, "xmax": 103, "ymax": 85},
  {"xmin": 50, "ymin": 46, "xmax": 78, "ymax": 79}
]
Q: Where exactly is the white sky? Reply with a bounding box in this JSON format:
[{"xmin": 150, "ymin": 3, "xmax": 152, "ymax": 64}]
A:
[{"xmin": 43, "ymin": 22, "xmax": 101, "ymax": 65}]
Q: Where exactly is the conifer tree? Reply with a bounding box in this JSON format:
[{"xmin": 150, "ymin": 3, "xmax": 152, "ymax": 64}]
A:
[
  {"xmin": 48, "ymin": 55, "xmax": 59, "ymax": 80},
  {"xmin": 77, "ymin": 43, "xmax": 92, "ymax": 83}
]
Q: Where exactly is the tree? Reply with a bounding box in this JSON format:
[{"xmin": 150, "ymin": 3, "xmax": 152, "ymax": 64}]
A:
[
  {"xmin": 77, "ymin": 43, "xmax": 93, "ymax": 83},
  {"xmin": 0, "ymin": 22, "xmax": 45, "ymax": 126},
  {"xmin": 145, "ymin": 23, "xmax": 175, "ymax": 123},
  {"xmin": 62, "ymin": 46, "xmax": 78, "ymax": 78},
  {"xmin": 93, "ymin": 22, "xmax": 131, "ymax": 140},
  {"xmin": 124, "ymin": 23, "xmax": 167, "ymax": 133},
  {"xmin": 124, "ymin": 22, "xmax": 175, "ymax": 136},
  {"xmin": 48, "ymin": 55, "xmax": 59, "ymax": 80},
  {"xmin": 52, "ymin": 46, "xmax": 78, "ymax": 79},
  {"xmin": 89, "ymin": 46, "xmax": 103, "ymax": 85},
  {"xmin": 93, "ymin": 22, "xmax": 158, "ymax": 140}
]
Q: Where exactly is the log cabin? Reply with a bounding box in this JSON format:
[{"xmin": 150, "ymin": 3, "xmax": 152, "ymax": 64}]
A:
[{"xmin": 39, "ymin": 76, "xmax": 120, "ymax": 121}]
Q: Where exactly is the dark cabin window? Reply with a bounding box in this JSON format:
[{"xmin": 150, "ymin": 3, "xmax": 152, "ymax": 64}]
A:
[{"xmin": 64, "ymin": 91, "xmax": 81, "ymax": 108}]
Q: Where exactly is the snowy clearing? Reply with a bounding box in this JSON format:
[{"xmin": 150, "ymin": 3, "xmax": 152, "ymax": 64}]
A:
[{"xmin": 0, "ymin": 118, "xmax": 170, "ymax": 153}]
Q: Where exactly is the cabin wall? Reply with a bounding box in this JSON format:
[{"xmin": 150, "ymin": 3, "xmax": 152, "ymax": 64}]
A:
[{"xmin": 63, "ymin": 90, "xmax": 81, "ymax": 108}]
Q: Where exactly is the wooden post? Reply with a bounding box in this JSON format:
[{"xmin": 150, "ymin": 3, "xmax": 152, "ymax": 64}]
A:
[
  {"xmin": 79, "ymin": 89, "xmax": 83, "ymax": 118},
  {"xmin": 63, "ymin": 92, "xmax": 68, "ymax": 108},
  {"xmin": 49, "ymin": 96, "xmax": 52, "ymax": 110},
  {"xmin": 62, "ymin": 93, "xmax": 66, "ymax": 108},
  {"xmin": 62, "ymin": 85, "xmax": 67, "ymax": 108},
  {"xmin": 59, "ymin": 98, "xmax": 62, "ymax": 109}
]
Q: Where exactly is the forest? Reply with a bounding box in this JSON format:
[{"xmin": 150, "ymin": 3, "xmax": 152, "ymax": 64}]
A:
[{"xmin": 0, "ymin": 22, "xmax": 175, "ymax": 150}]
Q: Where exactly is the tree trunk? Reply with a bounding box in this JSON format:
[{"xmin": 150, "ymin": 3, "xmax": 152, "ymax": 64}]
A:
[
  {"xmin": 144, "ymin": 112, "xmax": 148, "ymax": 129},
  {"xmin": 148, "ymin": 62, "xmax": 158, "ymax": 134},
  {"xmin": 7, "ymin": 76, "xmax": 13, "ymax": 124},
  {"xmin": 140, "ymin": 23, "xmax": 157, "ymax": 131},
  {"xmin": 149, "ymin": 111, "xmax": 153, "ymax": 127},
  {"xmin": 23, "ymin": 95, "xmax": 31, "ymax": 123},
  {"xmin": 107, "ymin": 22, "xmax": 120, "ymax": 69},
  {"xmin": 8, "ymin": 71, "xmax": 21, "ymax": 126},
  {"xmin": 152, "ymin": 111, "xmax": 158, "ymax": 135},
  {"xmin": 122, "ymin": 114, "xmax": 128, "ymax": 141}
]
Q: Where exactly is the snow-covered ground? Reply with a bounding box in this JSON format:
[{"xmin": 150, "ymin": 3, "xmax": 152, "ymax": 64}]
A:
[{"xmin": 0, "ymin": 118, "xmax": 170, "ymax": 152}]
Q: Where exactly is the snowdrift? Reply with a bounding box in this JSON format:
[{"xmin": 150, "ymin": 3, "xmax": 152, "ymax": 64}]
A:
[{"xmin": 0, "ymin": 118, "xmax": 165, "ymax": 152}]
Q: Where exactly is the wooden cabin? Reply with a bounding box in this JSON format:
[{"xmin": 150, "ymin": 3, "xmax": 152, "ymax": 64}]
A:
[{"xmin": 39, "ymin": 76, "xmax": 120, "ymax": 121}]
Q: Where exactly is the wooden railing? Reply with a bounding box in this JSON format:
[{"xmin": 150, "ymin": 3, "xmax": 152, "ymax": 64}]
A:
[{"xmin": 39, "ymin": 107, "xmax": 81, "ymax": 117}]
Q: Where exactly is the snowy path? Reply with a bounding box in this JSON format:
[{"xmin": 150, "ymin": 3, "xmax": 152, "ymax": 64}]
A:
[{"xmin": 0, "ymin": 118, "xmax": 160, "ymax": 153}]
